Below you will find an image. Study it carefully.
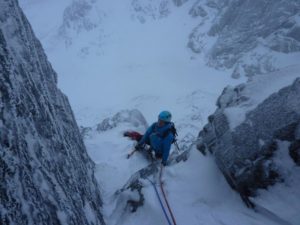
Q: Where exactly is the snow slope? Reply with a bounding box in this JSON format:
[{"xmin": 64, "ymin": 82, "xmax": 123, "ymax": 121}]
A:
[
  {"xmin": 82, "ymin": 67, "xmax": 300, "ymax": 225},
  {"xmin": 224, "ymin": 65, "xmax": 300, "ymax": 129},
  {"xmin": 19, "ymin": 0, "xmax": 243, "ymax": 125},
  {"xmin": 84, "ymin": 107, "xmax": 299, "ymax": 225}
]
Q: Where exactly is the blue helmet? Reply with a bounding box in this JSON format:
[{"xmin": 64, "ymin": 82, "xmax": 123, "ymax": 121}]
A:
[{"xmin": 158, "ymin": 111, "xmax": 172, "ymax": 122}]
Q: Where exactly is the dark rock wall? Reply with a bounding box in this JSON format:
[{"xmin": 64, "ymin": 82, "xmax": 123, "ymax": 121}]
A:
[
  {"xmin": 197, "ymin": 78, "xmax": 300, "ymax": 196},
  {"xmin": 0, "ymin": 1, "xmax": 105, "ymax": 224}
]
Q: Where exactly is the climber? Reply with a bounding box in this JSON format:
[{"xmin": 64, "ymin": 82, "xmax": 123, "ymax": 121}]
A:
[{"xmin": 135, "ymin": 111, "xmax": 177, "ymax": 166}]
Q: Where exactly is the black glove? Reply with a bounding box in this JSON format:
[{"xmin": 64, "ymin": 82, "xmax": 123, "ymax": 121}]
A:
[
  {"xmin": 135, "ymin": 143, "xmax": 142, "ymax": 150},
  {"xmin": 161, "ymin": 161, "xmax": 167, "ymax": 167}
]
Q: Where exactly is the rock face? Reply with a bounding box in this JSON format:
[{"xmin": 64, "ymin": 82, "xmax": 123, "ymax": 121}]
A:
[
  {"xmin": 59, "ymin": 0, "xmax": 105, "ymax": 46},
  {"xmin": 131, "ymin": 0, "xmax": 191, "ymax": 23},
  {"xmin": 131, "ymin": 0, "xmax": 173, "ymax": 23},
  {"xmin": 96, "ymin": 109, "xmax": 148, "ymax": 133},
  {"xmin": 20, "ymin": 0, "xmax": 300, "ymax": 79},
  {"xmin": 0, "ymin": 1, "xmax": 105, "ymax": 225},
  {"xmin": 188, "ymin": 0, "xmax": 300, "ymax": 78},
  {"xmin": 197, "ymin": 73, "xmax": 300, "ymax": 198}
]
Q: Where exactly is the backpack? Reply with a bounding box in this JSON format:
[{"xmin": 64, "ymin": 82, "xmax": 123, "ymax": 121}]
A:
[{"xmin": 162, "ymin": 122, "xmax": 178, "ymax": 143}]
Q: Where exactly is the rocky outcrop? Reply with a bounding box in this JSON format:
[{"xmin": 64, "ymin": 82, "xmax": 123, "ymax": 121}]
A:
[
  {"xmin": 289, "ymin": 138, "xmax": 300, "ymax": 166},
  {"xmin": 96, "ymin": 109, "xmax": 148, "ymax": 132},
  {"xmin": 131, "ymin": 0, "xmax": 190, "ymax": 23},
  {"xmin": 20, "ymin": 0, "xmax": 300, "ymax": 79},
  {"xmin": 59, "ymin": 0, "xmax": 105, "ymax": 46},
  {"xmin": 189, "ymin": 3, "xmax": 207, "ymax": 18},
  {"xmin": 0, "ymin": 1, "xmax": 104, "ymax": 224},
  {"xmin": 187, "ymin": 0, "xmax": 230, "ymax": 55},
  {"xmin": 197, "ymin": 72, "xmax": 300, "ymax": 199},
  {"xmin": 188, "ymin": 0, "xmax": 300, "ymax": 78},
  {"xmin": 131, "ymin": 0, "xmax": 173, "ymax": 23},
  {"xmin": 172, "ymin": 0, "xmax": 190, "ymax": 7}
]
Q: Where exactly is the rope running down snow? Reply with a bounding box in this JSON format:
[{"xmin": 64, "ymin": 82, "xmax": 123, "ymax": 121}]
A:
[
  {"xmin": 147, "ymin": 178, "xmax": 173, "ymax": 225},
  {"xmin": 159, "ymin": 165, "xmax": 178, "ymax": 225}
]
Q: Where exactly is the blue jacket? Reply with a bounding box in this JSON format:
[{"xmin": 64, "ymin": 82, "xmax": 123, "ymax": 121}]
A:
[{"xmin": 138, "ymin": 122, "xmax": 174, "ymax": 163}]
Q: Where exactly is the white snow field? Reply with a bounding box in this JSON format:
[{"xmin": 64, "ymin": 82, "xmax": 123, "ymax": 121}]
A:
[
  {"xmin": 19, "ymin": 0, "xmax": 300, "ymax": 225},
  {"xmin": 84, "ymin": 106, "xmax": 300, "ymax": 225}
]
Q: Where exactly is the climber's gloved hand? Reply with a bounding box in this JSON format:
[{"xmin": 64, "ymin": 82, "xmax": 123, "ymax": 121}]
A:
[
  {"xmin": 135, "ymin": 143, "xmax": 142, "ymax": 151},
  {"xmin": 161, "ymin": 161, "xmax": 167, "ymax": 167}
]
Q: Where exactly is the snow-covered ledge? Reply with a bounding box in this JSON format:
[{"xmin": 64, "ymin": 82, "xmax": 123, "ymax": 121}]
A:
[{"xmin": 197, "ymin": 66, "xmax": 300, "ymax": 198}]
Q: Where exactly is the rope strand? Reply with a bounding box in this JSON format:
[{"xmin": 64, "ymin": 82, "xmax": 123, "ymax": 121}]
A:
[
  {"xmin": 159, "ymin": 165, "xmax": 178, "ymax": 225},
  {"xmin": 147, "ymin": 178, "xmax": 173, "ymax": 225}
]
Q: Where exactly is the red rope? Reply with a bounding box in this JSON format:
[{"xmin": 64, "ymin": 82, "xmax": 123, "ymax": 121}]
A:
[{"xmin": 159, "ymin": 165, "xmax": 178, "ymax": 225}]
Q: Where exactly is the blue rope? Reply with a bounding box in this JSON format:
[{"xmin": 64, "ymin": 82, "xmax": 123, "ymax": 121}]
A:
[{"xmin": 147, "ymin": 178, "xmax": 173, "ymax": 225}]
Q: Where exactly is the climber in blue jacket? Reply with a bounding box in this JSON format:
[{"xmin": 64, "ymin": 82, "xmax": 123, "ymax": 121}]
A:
[{"xmin": 136, "ymin": 111, "xmax": 176, "ymax": 166}]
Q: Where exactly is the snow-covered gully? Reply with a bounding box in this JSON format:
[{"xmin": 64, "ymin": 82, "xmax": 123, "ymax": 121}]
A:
[
  {"xmin": 83, "ymin": 105, "xmax": 300, "ymax": 225},
  {"xmin": 11, "ymin": 0, "xmax": 300, "ymax": 225}
]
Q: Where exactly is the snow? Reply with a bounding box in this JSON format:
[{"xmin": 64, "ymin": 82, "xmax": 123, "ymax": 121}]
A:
[
  {"xmin": 83, "ymin": 107, "xmax": 300, "ymax": 225},
  {"xmin": 19, "ymin": 0, "xmax": 240, "ymax": 127},
  {"xmin": 255, "ymin": 141, "xmax": 300, "ymax": 225},
  {"xmin": 225, "ymin": 65, "xmax": 300, "ymax": 130},
  {"xmin": 56, "ymin": 210, "xmax": 69, "ymax": 225},
  {"xmin": 224, "ymin": 107, "xmax": 247, "ymax": 130},
  {"xmin": 84, "ymin": 202, "xmax": 98, "ymax": 225},
  {"xmin": 18, "ymin": 1, "xmax": 300, "ymax": 225},
  {"xmin": 87, "ymin": 121, "xmax": 299, "ymax": 225}
]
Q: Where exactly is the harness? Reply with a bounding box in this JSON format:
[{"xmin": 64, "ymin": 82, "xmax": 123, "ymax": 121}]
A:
[{"xmin": 153, "ymin": 122, "xmax": 178, "ymax": 143}]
